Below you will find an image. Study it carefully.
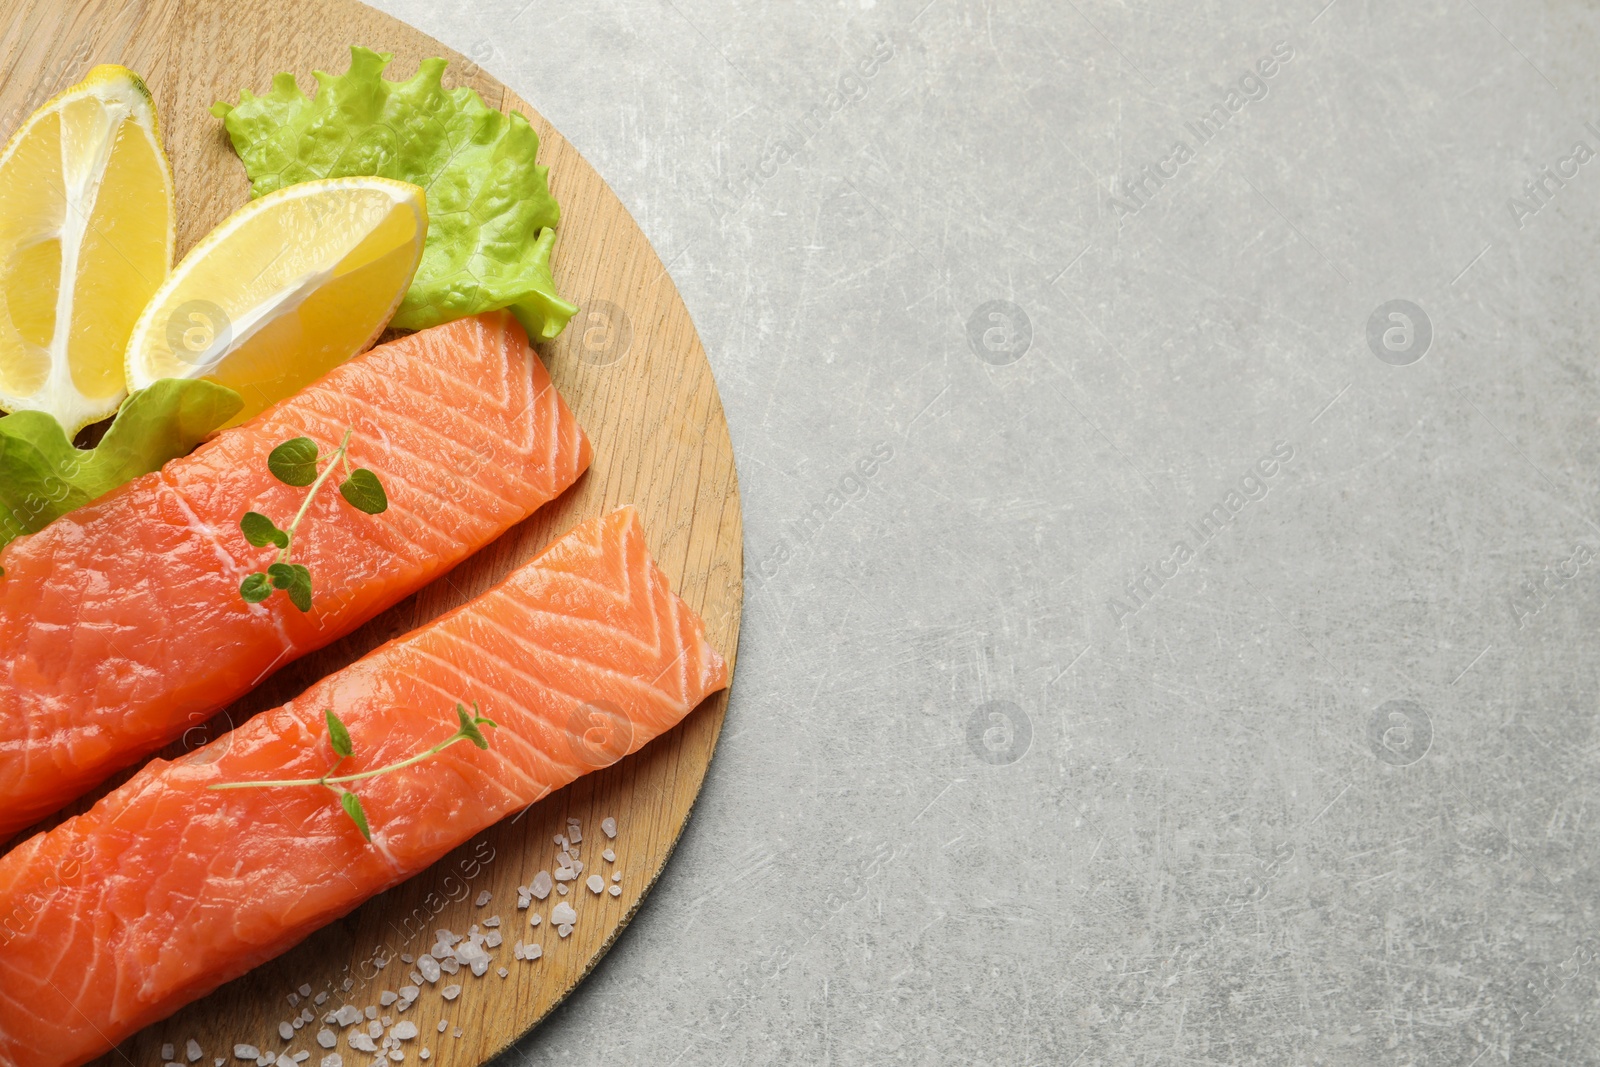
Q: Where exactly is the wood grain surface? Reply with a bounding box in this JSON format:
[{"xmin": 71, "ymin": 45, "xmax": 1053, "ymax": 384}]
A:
[{"xmin": 0, "ymin": 1, "xmax": 742, "ymax": 1063}]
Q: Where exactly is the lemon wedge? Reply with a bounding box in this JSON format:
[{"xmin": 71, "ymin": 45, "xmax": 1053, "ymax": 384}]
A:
[
  {"xmin": 0, "ymin": 65, "xmax": 174, "ymax": 436},
  {"xmin": 126, "ymin": 177, "xmax": 426, "ymax": 426}
]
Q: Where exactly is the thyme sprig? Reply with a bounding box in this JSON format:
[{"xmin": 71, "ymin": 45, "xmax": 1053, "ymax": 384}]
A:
[
  {"xmin": 208, "ymin": 703, "xmax": 498, "ymax": 841},
  {"xmin": 238, "ymin": 429, "xmax": 388, "ymax": 611}
]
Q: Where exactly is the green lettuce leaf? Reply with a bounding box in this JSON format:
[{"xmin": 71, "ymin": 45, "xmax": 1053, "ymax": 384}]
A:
[
  {"xmin": 210, "ymin": 46, "xmax": 578, "ymax": 341},
  {"xmin": 0, "ymin": 379, "xmax": 242, "ymax": 549}
]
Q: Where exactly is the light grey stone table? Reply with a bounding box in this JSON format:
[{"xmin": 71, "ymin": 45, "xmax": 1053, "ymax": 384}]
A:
[{"xmin": 370, "ymin": 1, "xmax": 1600, "ymax": 1062}]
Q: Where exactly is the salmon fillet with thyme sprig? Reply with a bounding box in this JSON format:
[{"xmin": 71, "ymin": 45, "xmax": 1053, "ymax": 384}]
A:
[
  {"xmin": 0, "ymin": 310, "xmax": 589, "ymax": 841},
  {"xmin": 0, "ymin": 507, "xmax": 728, "ymax": 1067}
]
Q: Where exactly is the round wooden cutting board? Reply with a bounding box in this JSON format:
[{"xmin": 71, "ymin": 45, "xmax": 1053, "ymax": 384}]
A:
[{"xmin": 0, "ymin": 1, "xmax": 742, "ymax": 1064}]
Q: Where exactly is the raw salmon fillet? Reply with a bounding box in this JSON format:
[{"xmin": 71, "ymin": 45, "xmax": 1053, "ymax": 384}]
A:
[
  {"xmin": 0, "ymin": 507, "xmax": 728, "ymax": 1067},
  {"xmin": 0, "ymin": 311, "xmax": 589, "ymax": 840}
]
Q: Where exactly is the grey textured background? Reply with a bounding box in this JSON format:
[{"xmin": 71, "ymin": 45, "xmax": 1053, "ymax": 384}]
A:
[{"xmin": 368, "ymin": 1, "xmax": 1600, "ymax": 1063}]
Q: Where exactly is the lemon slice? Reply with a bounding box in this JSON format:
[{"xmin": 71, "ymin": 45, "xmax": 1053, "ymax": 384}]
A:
[
  {"xmin": 126, "ymin": 177, "xmax": 426, "ymax": 426},
  {"xmin": 0, "ymin": 65, "xmax": 174, "ymax": 436}
]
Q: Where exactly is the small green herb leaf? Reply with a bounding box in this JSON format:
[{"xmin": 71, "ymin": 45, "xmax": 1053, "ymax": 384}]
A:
[
  {"xmin": 268, "ymin": 437, "xmax": 319, "ymax": 486},
  {"xmin": 240, "ymin": 511, "xmax": 290, "ymax": 549},
  {"xmin": 326, "ymin": 709, "xmax": 354, "ymax": 759},
  {"xmin": 340, "ymin": 791, "xmax": 372, "ymax": 841},
  {"xmin": 268, "ymin": 562, "xmax": 313, "ymax": 612},
  {"xmin": 239, "ymin": 572, "xmax": 272, "ymax": 603},
  {"xmin": 455, "ymin": 703, "xmax": 491, "ymax": 749},
  {"xmin": 339, "ymin": 468, "xmax": 388, "ymax": 515}
]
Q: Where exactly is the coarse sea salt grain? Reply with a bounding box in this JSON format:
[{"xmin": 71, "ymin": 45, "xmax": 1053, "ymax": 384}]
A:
[
  {"xmin": 498, "ymin": 967, "xmax": 509, "ymax": 978},
  {"xmin": 163, "ymin": 1045, "xmax": 176, "ymax": 1061},
  {"xmin": 441, "ymin": 985, "xmax": 462, "ymax": 1002},
  {"xmin": 475, "ymin": 890, "xmax": 492, "ymax": 907},
  {"xmin": 609, "ymin": 884, "xmax": 622, "ymax": 898},
  {"xmin": 300, "ymin": 985, "xmax": 312, "ymax": 998},
  {"xmin": 601, "ymin": 817, "xmax": 617, "ymax": 839},
  {"xmin": 531, "ymin": 871, "xmax": 552, "ymax": 899},
  {"xmin": 567, "ymin": 821, "xmax": 582, "ymax": 844},
  {"xmin": 417, "ymin": 957, "xmax": 441, "ymax": 983},
  {"xmin": 602, "ymin": 849, "xmax": 615, "ymax": 863},
  {"xmin": 288, "ymin": 994, "xmax": 300, "ymax": 1009},
  {"xmin": 523, "ymin": 943, "xmax": 542, "ymax": 961},
  {"xmin": 550, "ymin": 902, "xmax": 576, "ymax": 925},
  {"xmin": 314, "ymin": 993, "xmax": 329, "ymax": 1006},
  {"xmin": 189, "ymin": 1040, "xmax": 204, "ymax": 1063},
  {"xmin": 317, "ymin": 1031, "xmax": 336, "ymax": 1050},
  {"xmin": 365, "ymin": 1007, "xmax": 378, "ymax": 1021},
  {"xmin": 436, "ymin": 1021, "xmax": 448, "ymax": 1034},
  {"xmin": 293, "ymin": 1055, "xmax": 310, "ymax": 1065},
  {"xmin": 320, "ymin": 1057, "xmax": 342, "ymax": 1067},
  {"xmin": 279, "ymin": 1022, "xmax": 295, "ymax": 1041},
  {"xmin": 256, "ymin": 1051, "xmax": 275, "ymax": 1066},
  {"xmin": 485, "ymin": 930, "xmax": 503, "ymax": 948},
  {"xmin": 391, "ymin": 1022, "xmax": 418, "ymax": 1041},
  {"xmin": 586, "ymin": 875, "xmax": 604, "ymax": 894},
  {"xmin": 367, "ymin": 1020, "xmax": 382, "ymax": 1040},
  {"xmin": 558, "ymin": 885, "xmax": 569, "ymax": 895},
  {"xmin": 419, "ymin": 1052, "xmax": 430, "ymax": 1062},
  {"xmin": 483, "ymin": 916, "xmax": 500, "ymax": 928},
  {"xmin": 379, "ymin": 991, "xmax": 397, "ymax": 1007},
  {"xmin": 235, "ymin": 1047, "xmax": 260, "ymax": 1061},
  {"xmin": 439, "ymin": 957, "xmax": 460, "ymax": 975},
  {"xmin": 347, "ymin": 1034, "xmax": 376, "ymax": 1053},
  {"xmin": 400, "ymin": 985, "xmax": 419, "ymax": 1001},
  {"xmin": 529, "ymin": 913, "xmax": 542, "ymax": 926},
  {"xmin": 612, "ymin": 872, "xmax": 622, "ymax": 883},
  {"xmin": 334, "ymin": 1006, "xmax": 362, "ymax": 1028},
  {"xmin": 557, "ymin": 924, "xmax": 573, "ymax": 938}
]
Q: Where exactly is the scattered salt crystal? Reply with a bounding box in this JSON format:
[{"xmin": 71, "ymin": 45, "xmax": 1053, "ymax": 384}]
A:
[
  {"xmin": 531, "ymin": 871, "xmax": 552, "ymax": 899},
  {"xmin": 554, "ymin": 869, "xmax": 575, "ymax": 882},
  {"xmin": 257, "ymin": 1053, "xmax": 275, "ymax": 1066},
  {"xmin": 399, "ymin": 985, "xmax": 419, "ymax": 1002},
  {"xmin": 483, "ymin": 916, "xmax": 500, "ymax": 928},
  {"xmin": 612, "ymin": 872, "xmax": 621, "ymax": 883},
  {"xmin": 280, "ymin": 1022, "xmax": 295, "ymax": 1041},
  {"xmin": 557, "ymin": 924, "xmax": 573, "ymax": 938},
  {"xmin": 470, "ymin": 958, "xmax": 489, "ymax": 978},
  {"xmin": 485, "ymin": 930, "xmax": 503, "ymax": 948},
  {"xmin": 436, "ymin": 1021, "xmax": 447, "ymax": 1034},
  {"xmin": 341, "ymin": 979, "xmax": 353, "ymax": 992},
  {"xmin": 334, "ymin": 1007, "xmax": 362, "ymax": 1028},
  {"xmin": 586, "ymin": 875, "xmax": 604, "ymax": 894},
  {"xmin": 452, "ymin": 1030, "xmax": 462, "ymax": 1039},
  {"xmin": 608, "ymin": 884, "xmax": 621, "ymax": 898},
  {"xmin": 558, "ymin": 884, "xmax": 568, "ymax": 895},
  {"xmin": 399, "ymin": 955, "xmax": 414, "ymax": 966},
  {"xmin": 438, "ymin": 957, "xmax": 460, "ymax": 975},
  {"xmin": 317, "ymin": 1031, "xmax": 336, "ymax": 1050},
  {"xmin": 474, "ymin": 890, "xmax": 491, "ymax": 907},
  {"xmin": 288, "ymin": 994, "xmax": 301, "ymax": 1008},
  {"xmin": 163, "ymin": 1044, "xmax": 177, "ymax": 1060},
  {"xmin": 417, "ymin": 957, "xmax": 440, "ymax": 983},
  {"xmin": 529, "ymin": 913, "xmax": 541, "ymax": 926},
  {"xmin": 498, "ymin": 967, "xmax": 508, "ymax": 978},
  {"xmin": 379, "ymin": 991, "xmax": 397, "ymax": 1007},
  {"xmin": 567, "ymin": 822, "xmax": 582, "ymax": 844},
  {"xmin": 388, "ymin": 1051, "xmax": 403, "ymax": 1063},
  {"xmin": 300, "ymin": 985, "xmax": 313, "ymax": 998},
  {"xmin": 408, "ymin": 972, "xmax": 424, "ymax": 986},
  {"xmin": 293, "ymin": 1055, "xmax": 309, "ymax": 1065},
  {"xmin": 314, "ymin": 993, "xmax": 329, "ymax": 1006},
  {"xmin": 216, "ymin": 1060, "xmax": 225, "ymax": 1067},
  {"xmin": 301, "ymin": 1008, "xmax": 314, "ymax": 1023},
  {"xmin": 430, "ymin": 945, "xmax": 450, "ymax": 961},
  {"xmin": 292, "ymin": 1018, "xmax": 304, "ymax": 1031},
  {"xmin": 441, "ymin": 985, "xmax": 461, "ymax": 1002},
  {"xmin": 235, "ymin": 1047, "xmax": 260, "ymax": 1062},
  {"xmin": 419, "ymin": 1053, "xmax": 430, "ymax": 1062},
  {"xmin": 347, "ymin": 1033, "xmax": 377, "ymax": 1053},
  {"xmin": 435, "ymin": 929, "xmax": 461, "ymax": 947},
  {"xmin": 391, "ymin": 1022, "xmax": 418, "ymax": 1041},
  {"xmin": 554, "ymin": 834, "xmax": 567, "ymax": 848},
  {"xmin": 367, "ymin": 1020, "xmax": 382, "ymax": 1040},
  {"xmin": 364, "ymin": 1007, "xmax": 378, "ymax": 1021},
  {"xmin": 523, "ymin": 943, "xmax": 542, "ymax": 961},
  {"xmin": 601, "ymin": 817, "xmax": 617, "ymax": 839},
  {"xmin": 381, "ymin": 1016, "xmax": 391, "ymax": 1028},
  {"xmin": 602, "ymin": 849, "xmax": 615, "ymax": 863},
  {"xmin": 319, "ymin": 1057, "xmax": 342, "ymax": 1067},
  {"xmin": 550, "ymin": 903, "xmax": 576, "ymax": 926},
  {"xmin": 188, "ymin": 1040, "xmax": 204, "ymax": 1063}
]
